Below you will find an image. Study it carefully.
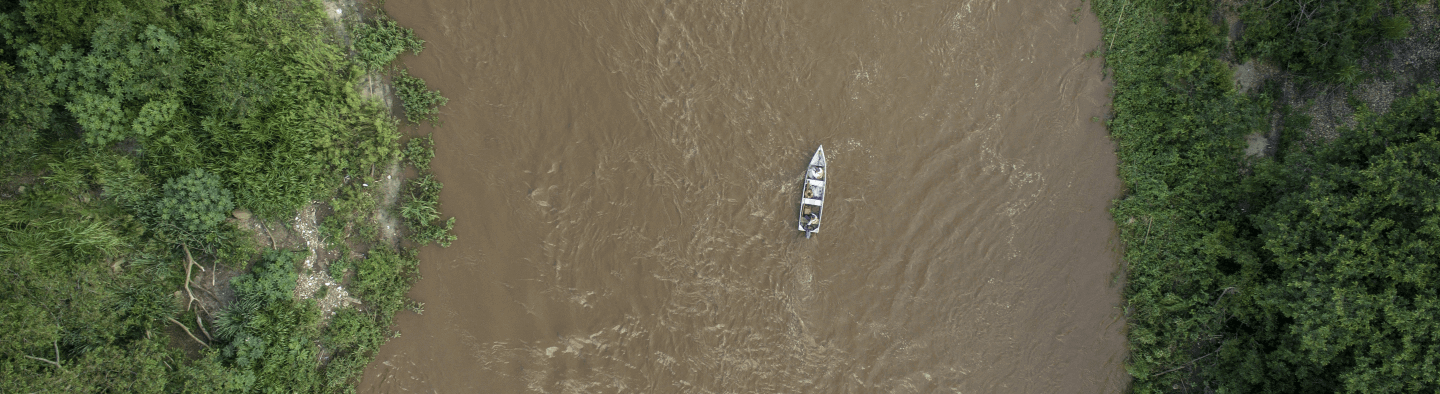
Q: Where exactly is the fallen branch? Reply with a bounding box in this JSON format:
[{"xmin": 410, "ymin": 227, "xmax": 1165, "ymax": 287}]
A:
[
  {"xmin": 183, "ymin": 244, "xmax": 205, "ymax": 272},
  {"xmin": 23, "ymin": 355, "xmax": 62, "ymax": 369},
  {"xmin": 259, "ymin": 221, "xmax": 278, "ymax": 249},
  {"xmin": 182, "ymin": 246, "xmax": 198, "ymax": 311},
  {"xmin": 195, "ymin": 315, "xmax": 214, "ymax": 342},
  {"xmin": 1142, "ymin": 216, "xmax": 1153, "ymax": 245},
  {"xmin": 193, "ymin": 281, "xmax": 221, "ymax": 301},
  {"xmin": 1151, "ymin": 348, "xmax": 1220, "ymax": 377},
  {"xmin": 167, "ymin": 317, "xmax": 209, "ymax": 348},
  {"xmin": 182, "ymin": 244, "xmax": 214, "ymax": 313},
  {"xmin": 1213, "ymin": 287, "xmax": 1238, "ymax": 306},
  {"xmin": 1109, "ymin": 0, "xmax": 1129, "ymax": 53}
]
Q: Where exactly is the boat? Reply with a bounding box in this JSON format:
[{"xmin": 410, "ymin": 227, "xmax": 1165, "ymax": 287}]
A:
[{"xmin": 798, "ymin": 145, "xmax": 826, "ymax": 238}]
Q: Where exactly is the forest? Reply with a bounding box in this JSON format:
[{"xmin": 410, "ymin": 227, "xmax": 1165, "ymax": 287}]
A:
[
  {"xmin": 1093, "ymin": 0, "xmax": 1439, "ymax": 392},
  {"xmin": 0, "ymin": 0, "xmax": 450, "ymax": 392}
]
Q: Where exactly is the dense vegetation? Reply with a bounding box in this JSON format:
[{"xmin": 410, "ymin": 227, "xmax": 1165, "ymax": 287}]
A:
[
  {"xmin": 1094, "ymin": 0, "xmax": 1438, "ymax": 391},
  {"xmin": 1238, "ymin": 0, "xmax": 1417, "ymax": 83},
  {"xmin": 0, "ymin": 0, "xmax": 451, "ymax": 392}
]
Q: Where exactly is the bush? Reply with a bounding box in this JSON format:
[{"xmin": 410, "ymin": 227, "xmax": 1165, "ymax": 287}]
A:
[
  {"xmin": 352, "ymin": 247, "xmax": 420, "ymax": 317},
  {"xmin": 156, "ymin": 168, "xmax": 234, "ymax": 237},
  {"xmin": 1237, "ymin": 0, "xmax": 1413, "ymax": 83},
  {"xmin": 394, "ymin": 68, "xmax": 448, "ymax": 126},
  {"xmin": 212, "ymin": 250, "xmax": 324, "ymax": 391},
  {"xmin": 404, "ymin": 134, "xmax": 435, "ymax": 172},
  {"xmin": 401, "ymin": 174, "xmax": 456, "ymax": 247},
  {"xmin": 353, "ymin": 19, "xmax": 424, "ymax": 72}
]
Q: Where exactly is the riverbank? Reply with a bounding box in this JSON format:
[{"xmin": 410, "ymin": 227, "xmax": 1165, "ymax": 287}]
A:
[
  {"xmin": 1095, "ymin": 0, "xmax": 1440, "ymax": 391},
  {"xmin": 0, "ymin": 0, "xmax": 447, "ymax": 391}
]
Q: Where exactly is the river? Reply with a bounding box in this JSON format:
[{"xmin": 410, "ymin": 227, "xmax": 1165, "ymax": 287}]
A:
[{"xmin": 362, "ymin": 0, "xmax": 1128, "ymax": 392}]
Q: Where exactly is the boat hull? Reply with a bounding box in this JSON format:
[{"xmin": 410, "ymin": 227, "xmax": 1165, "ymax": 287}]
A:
[{"xmin": 798, "ymin": 146, "xmax": 826, "ymax": 236}]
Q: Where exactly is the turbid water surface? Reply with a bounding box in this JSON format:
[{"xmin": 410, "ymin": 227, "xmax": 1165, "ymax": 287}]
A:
[{"xmin": 363, "ymin": 0, "xmax": 1129, "ymax": 392}]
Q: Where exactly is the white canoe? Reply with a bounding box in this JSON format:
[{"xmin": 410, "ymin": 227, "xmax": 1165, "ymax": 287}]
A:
[{"xmin": 798, "ymin": 145, "xmax": 826, "ymax": 238}]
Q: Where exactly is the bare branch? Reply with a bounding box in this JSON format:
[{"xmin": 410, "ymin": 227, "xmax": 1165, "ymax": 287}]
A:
[
  {"xmin": 23, "ymin": 355, "xmax": 62, "ymax": 369},
  {"xmin": 195, "ymin": 315, "xmax": 214, "ymax": 342},
  {"xmin": 167, "ymin": 317, "xmax": 209, "ymax": 348},
  {"xmin": 1152, "ymin": 347, "xmax": 1221, "ymax": 377}
]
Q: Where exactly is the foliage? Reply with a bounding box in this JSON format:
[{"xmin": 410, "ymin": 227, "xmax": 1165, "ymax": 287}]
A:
[
  {"xmin": 95, "ymin": 152, "xmax": 155, "ymax": 209},
  {"xmin": 353, "ymin": 246, "xmax": 421, "ymax": 317},
  {"xmin": 1237, "ymin": 0, "xmax": 1415, "ymax": 83},
  {"xmin": 156, "ymin": 168, "xmax": 234, "ymax": 237},
  {"xmin": 1224, "ymin": 87, "xmax": 1440, "ymax": 392},
  {"xmin": 0, "ymin": 155, "xmax": 179, "ymax": 393},
  {"xmin": 0, "ymin": 0, "xmax": 446, "ymax": 391},
  {"xmin": 401, "ymin": 174, "xmax": 456, "ymax": 247},
  {"xmin": 206, "ymin": 250, "xmax": 325, "ymax": 392},
  {"xmin": 0, "ymin": 60, "xmax": 55, "ymax": 175},
  {"xmin": 404, "ymin": 134, "xmax": 435, "ymax": 173},
  {"xmin": 353, "ymin": 18, "xmax": 423, "ymax": 72},
  {"xmin": 1096, "ymin": 0, "xmax": 1438, "ymax": 391},
  {"xmin": 394, "ymin": 68, "xmax": 448, "ymax": 126},
  {"xmin": 321, "ymin": 182, "xmax": 380, "ymax": 252}
]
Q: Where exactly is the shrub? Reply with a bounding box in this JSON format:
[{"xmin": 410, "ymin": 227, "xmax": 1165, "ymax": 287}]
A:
[
  {"xmin": 404, "ymin": 134, "xmax": 435, "ymax": 172},
  {"xmin": 156, "ymin": 168, "xmax": 234, "ymax": 237},
  {"xmin": 213, "ymin": 250, "xmax": 325, "ymax": 391},
  {"xmin": 353, "ymin": 19, "xmax": 424, "ymax": 72},
  {"xmin": 352, "ymin": 247, "xmax": 420, "ymax": 317},
  {"xmin": 1237, "ymin": 0, "xmax": 1414, "ymax": 83},
  {"xmin": 394, "ymin": 68, "xmax": 448, "ymax": 126},
  {"xmin": 401, "ymin": 174, "xmax": 456, "ymax": 247}
]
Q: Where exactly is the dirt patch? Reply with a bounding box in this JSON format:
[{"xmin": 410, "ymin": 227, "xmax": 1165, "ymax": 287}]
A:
[
  {"xmin": 0, "ymin": 174, "xmax": 39, "ymax": 200},
  {"xmin": 1244, "ymin": 132, "xmax": 1268, "ymax": 157},
  {"xmin": 292, "ymin": 202, "xmax": 363, "ymax": 319},
  {"xmin": 1231, "ymin": 60, "xmax": 1271, "ymax": 95},
  {"xmin": 374, "ymin": 160, "xmax": 404, "ymax": 247}
]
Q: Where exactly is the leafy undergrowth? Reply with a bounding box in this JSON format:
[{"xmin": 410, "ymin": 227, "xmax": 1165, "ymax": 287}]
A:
[
  {"xmin": 1095, "ymin": 0, "xmax": 1439, "ymax": 392},
  {"xmin": 394, "ymin": 68, "xmax": 449, "ymax": 126},
  {"xmin": 0, "ymin": 0, "xmax": 452, "ymax": 392}
]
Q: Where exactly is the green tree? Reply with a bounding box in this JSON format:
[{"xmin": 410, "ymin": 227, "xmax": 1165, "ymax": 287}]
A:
[{"xmin": 1225, "ymin": 87, "xmax": 1440, "ymax": 392}]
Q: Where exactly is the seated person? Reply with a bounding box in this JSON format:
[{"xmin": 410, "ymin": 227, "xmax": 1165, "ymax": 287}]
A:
[
  {"xmin": 808, "ymin": 184, "xmax": 824, "ymax": 199},
  {"xmin": 801, "ymin": 213, "xmax": 820, "ymax": 231}
]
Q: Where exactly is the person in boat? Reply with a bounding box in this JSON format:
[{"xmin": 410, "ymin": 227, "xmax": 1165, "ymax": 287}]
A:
[
  {"xmin": 801, "ymin": 213, "xmax": 819, "ymax": 231},
  {"xmin": 809, "ymin": 166, "xmax": 824, "ymax": 180},
  {"xmin": 809, "ymin": 183, "xmax": 823, "ymax": 199}
]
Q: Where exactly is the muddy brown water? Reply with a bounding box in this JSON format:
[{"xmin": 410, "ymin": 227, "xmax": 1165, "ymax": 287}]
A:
[{"xmin": 362, "ymin": 0, "xmax": 1128, "ymax": 392}]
